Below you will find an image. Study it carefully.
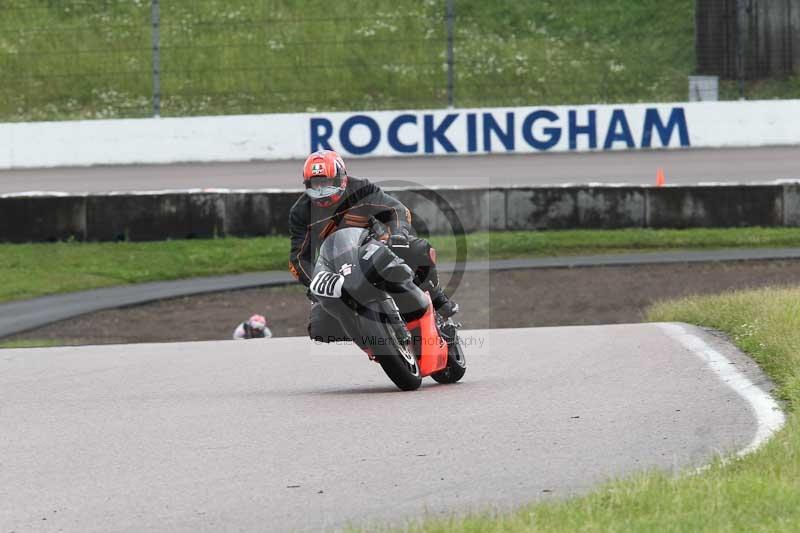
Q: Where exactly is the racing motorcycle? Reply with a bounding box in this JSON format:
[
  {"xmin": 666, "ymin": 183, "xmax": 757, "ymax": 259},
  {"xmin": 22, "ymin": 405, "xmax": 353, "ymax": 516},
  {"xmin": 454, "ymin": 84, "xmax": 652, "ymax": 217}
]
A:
[{"xmin": 308, "ymin": 227, "xmax": 466, "ymax": 391}]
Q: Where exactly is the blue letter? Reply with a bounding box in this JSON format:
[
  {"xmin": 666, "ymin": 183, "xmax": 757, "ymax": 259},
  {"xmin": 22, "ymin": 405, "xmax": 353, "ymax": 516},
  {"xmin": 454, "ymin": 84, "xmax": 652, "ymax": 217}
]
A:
[
  {"xmin": 483, "ymin": 112, "xmax": 515, "ymax": 152},
  {"xmin": 387, "ymin": 114, "xmax": 418, "ymax": 153},
  {"xmin": 339, "ymin": 115, "xmax": 380, "ymax": 155},
  {"xmin": 522, "ymin": 110, "xmax": 561, "ymax": 150},
  {"xmin": 310, "ymin": 117, "xmax": 333, "ymax": 151},
  {"xmin": 424, "ymin": 114, "xmax": 458, "ymax": 153},
  {"xmin": 569, "ymin": 110, "xmax": 597, "ymax": 150},
  {"xmin": 603, "ymin": 109, "xmax": 635, "ymax": 149},
  {"xmin": 466, "ymin": 113, "xmax": 478, "ymax": 153},
  {"xmin": 641, "ymin": 108, "xmax": 690, "ymax": 147}
]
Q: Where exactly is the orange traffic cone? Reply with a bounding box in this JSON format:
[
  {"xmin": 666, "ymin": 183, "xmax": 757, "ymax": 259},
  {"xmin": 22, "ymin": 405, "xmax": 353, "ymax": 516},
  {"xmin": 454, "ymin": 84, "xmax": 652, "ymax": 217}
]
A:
[{"xmin": 656, "ymin": 168, "xmax": 665, "ymax": 187}]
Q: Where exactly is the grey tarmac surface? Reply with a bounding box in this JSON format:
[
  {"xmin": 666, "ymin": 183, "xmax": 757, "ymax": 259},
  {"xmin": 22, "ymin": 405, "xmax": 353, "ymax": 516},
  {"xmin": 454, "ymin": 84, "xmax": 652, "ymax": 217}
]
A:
[
  {"xmin": 0, "ymin": 323, "xmax": 775, "ymax": 532},
  {"xmin": 1, "ymin": 146, "xmax": 799, "ymax": 194},
  {"xmin": 4, "ymin": 249, "xmax": 800, "ymax": 338}
]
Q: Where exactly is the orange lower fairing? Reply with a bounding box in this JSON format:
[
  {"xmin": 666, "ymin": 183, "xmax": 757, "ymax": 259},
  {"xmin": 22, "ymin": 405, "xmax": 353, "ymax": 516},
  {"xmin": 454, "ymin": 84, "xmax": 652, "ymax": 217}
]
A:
[{"xmin": 406, "ymin": 294, "xmax": 448, "ymax": 377}]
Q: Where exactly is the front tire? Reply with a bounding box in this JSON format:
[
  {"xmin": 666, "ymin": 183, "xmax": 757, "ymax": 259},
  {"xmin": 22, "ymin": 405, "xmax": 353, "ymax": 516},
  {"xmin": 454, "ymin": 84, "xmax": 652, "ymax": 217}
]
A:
[{"xmin": 375, "ymin": 318, "xmax": 422, "ymax": 391}]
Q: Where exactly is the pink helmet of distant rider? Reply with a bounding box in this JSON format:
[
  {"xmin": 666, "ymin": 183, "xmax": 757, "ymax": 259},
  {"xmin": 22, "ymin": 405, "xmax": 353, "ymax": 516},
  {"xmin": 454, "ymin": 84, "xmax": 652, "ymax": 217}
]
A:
[{"xmin": 248, "ymin": 314, "xmax": 267, "ymax": 331}]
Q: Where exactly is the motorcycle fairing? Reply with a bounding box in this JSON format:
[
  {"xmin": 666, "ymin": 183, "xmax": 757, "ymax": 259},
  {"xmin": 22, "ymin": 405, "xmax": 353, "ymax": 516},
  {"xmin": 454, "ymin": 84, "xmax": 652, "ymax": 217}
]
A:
[
  {"xmin": 313, "ymin": 227, "xmax": 443, "ymax": 373},
  {"xmin": 405, "ymin": 292, "xmax": 448, "ymax": 377}
]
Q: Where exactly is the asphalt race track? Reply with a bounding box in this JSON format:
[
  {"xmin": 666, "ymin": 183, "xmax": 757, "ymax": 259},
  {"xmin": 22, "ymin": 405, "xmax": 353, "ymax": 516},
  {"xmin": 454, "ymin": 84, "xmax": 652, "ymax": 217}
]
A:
[
  {"xmin": 1, "ymin": 146, "xmax": 799, "ymax": 194},
  {"xmin": 1, "ymin": 323, "xmax": 781, "ymax": 532}
]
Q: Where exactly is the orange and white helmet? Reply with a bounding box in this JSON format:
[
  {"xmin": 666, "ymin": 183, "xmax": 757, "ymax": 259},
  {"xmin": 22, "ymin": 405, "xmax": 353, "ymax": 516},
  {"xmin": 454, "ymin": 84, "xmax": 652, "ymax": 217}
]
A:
[{"xmin": 302, "ymin": 150, "xmax": 348, "ymax": 207}]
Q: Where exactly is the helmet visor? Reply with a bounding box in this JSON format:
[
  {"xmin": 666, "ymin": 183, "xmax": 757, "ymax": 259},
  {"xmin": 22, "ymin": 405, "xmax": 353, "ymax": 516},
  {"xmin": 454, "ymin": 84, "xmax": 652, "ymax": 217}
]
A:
[{"xmin": 305, "ymin": 176, "xmax": 343, "ymax": 200}]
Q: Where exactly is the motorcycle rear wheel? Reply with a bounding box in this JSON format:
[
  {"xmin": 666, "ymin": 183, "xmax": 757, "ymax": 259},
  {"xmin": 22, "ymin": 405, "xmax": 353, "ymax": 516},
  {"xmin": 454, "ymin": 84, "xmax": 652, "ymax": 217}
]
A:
[{"xmin": 431, "ymin": 333, "xmax": 467, "ymax": 384}]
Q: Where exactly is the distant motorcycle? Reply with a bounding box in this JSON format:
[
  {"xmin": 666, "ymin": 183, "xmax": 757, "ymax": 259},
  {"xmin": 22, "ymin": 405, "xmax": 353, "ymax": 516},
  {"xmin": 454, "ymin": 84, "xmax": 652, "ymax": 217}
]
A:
[{"xmin": 309, "ymin": 227, "xmax": 466, "ymax": 391}]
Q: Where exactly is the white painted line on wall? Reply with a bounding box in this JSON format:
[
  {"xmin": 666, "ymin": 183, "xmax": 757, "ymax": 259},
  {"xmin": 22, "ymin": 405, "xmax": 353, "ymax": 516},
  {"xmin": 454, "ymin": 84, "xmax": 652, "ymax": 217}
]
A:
[
  {"xmin": 0, "ymin": 191, "xmax": 76, "ymax": 197},
  {"xmin": 659, "ymin": 322, "xmax": 785, "ymax": 456}
]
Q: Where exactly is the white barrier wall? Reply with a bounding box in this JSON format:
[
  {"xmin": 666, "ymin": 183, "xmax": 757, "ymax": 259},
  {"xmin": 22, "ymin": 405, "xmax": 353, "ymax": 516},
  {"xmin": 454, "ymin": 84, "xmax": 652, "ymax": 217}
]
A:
[{"xmin": 1, "ymin": 100, "xmax": 799, "ymax": 168}]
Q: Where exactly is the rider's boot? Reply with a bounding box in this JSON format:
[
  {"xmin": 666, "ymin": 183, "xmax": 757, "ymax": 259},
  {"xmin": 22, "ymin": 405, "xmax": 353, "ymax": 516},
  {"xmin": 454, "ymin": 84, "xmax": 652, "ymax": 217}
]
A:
[
  {"xmin": 431, "ymin": 286, "xmax": 459, "ymax": 319},
  {"xmin": 419, "ymin": 262, "xmax": 459, "ymax": 319}
]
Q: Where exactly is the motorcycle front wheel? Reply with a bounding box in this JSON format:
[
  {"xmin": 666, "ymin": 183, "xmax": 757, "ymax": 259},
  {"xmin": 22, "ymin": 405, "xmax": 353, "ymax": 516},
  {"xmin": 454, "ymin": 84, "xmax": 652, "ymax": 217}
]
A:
[{"xmin": 361, "ymin": 309, "xmax": 421, "ymax": 391}]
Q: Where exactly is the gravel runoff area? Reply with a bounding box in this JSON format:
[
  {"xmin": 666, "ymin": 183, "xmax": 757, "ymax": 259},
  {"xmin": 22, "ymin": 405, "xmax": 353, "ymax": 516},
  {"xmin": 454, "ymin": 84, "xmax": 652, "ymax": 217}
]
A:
[{"xmin": 5, "ymin": 259, "xmax": 800, "ymax": 346}]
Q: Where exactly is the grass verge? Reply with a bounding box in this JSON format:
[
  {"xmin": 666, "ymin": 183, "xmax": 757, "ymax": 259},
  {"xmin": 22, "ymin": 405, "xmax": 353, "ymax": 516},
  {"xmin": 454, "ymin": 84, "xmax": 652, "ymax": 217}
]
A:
[
  {"xmin": 404, "ymin": 286, "xmax": 800, "ymax": 531},
  {"xmin": 2, "ymin": 227, "xmax": 800, "ymax": 304},
  {"xmin": 0, "ymin": 0, "xmax": 698, "ymax": 120},
  {"xmin": 5, "ymin": 2, "xmax": 799, "ymax": 121},
  {"xmin": 0, "ymin": 339, "xmax": 75, "ymax": 349}
]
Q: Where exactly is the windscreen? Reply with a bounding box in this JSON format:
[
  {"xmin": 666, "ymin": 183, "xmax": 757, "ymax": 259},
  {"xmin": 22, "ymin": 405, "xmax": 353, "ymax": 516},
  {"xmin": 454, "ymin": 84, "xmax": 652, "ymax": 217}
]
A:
[{"xmin": 319, "ymin": 227, "xmax": 369, "ymax": 263}]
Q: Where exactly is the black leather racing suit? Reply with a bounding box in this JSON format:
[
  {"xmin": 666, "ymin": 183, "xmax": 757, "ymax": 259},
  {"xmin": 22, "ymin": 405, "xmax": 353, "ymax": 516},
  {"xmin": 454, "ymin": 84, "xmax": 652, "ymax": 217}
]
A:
[{"xmin": 288, "ymin": 176, "xmax": 444, "ymax": 342}]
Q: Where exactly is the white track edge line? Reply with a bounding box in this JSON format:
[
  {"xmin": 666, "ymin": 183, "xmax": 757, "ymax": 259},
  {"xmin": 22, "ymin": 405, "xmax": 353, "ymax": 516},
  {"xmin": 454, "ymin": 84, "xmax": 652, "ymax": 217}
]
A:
[{"xmin": 659, "ymin": 322, "xmax": 786, "ymax": 457}]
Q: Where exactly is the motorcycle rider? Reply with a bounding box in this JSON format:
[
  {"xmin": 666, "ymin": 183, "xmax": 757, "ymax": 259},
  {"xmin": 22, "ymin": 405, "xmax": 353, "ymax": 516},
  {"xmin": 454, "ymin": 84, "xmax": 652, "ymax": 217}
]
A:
[
  {"xmin": 289, "ymin": 150, "xmax": 458, "ymax": 343},
  {"xmin": 232, "ymin": 314, "xmax": 273, "ymax": 340}
]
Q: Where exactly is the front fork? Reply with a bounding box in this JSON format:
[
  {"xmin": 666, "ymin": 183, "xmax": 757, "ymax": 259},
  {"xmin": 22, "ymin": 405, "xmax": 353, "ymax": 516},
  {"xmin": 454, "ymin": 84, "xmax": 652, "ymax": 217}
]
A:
[
  {"xmin": 381, "ymin": 297, "xmax": 413, "ymax": 345},
  {"xmin": 327, "ymin": 297, "xmax": 410, "ymax": 360}
]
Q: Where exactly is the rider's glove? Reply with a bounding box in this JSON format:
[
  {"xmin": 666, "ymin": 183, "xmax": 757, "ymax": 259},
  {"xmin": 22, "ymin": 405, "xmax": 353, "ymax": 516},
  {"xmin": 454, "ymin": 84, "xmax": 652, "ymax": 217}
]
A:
[
  {"xmin": 368, "ymin": 216, "xmax": 391, "ymax": 243},
  {"xmin": 387, "ymin": 231, "xmax": 410, "ymax": 249}
]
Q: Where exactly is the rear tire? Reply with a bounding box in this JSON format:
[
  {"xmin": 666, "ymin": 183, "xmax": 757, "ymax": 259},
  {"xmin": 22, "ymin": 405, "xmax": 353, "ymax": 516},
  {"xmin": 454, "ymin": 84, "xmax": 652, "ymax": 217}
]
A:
[{"xmin": 431, "ymin": 333, "xmax": 467, "ymax": 384}]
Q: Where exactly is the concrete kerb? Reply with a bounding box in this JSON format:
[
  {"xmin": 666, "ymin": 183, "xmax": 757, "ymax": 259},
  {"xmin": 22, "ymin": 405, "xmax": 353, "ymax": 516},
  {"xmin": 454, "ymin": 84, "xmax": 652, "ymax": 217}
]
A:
[
  {"xmin": 505, "ymin": 186, "xmax": 645, "ymax": 230},
  {"xmin": 782, "ymin": 183, "xmax": 800, "ymax": 227},
  {"xmin": 645, "ymin": 185, "xmax": 783, "ymax": 229},
  {"xmin": 86, "ymin": 192, "xmax": 228, "ymax": 241},
  {"xmin": 0, "ymin": 195, "xmax": 86, "ymax": 243},
  {"xmin": 1, "ymin": 182, "xmax": 800, "ymax": 242}
]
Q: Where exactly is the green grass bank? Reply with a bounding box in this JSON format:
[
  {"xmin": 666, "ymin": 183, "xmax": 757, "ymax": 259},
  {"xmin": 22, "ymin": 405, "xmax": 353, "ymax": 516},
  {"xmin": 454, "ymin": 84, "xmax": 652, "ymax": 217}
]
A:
[
  {"xmin": 2, "ymin": 227, "xmax": 800, "ymax": 303},
  {"xmin": 0, "ymin": 339, "xmax": 73, "ymax": 349},
  {"xmin": 7, "ymin": 0, "xmax": 797, "ymax": 122},
  {"xmin": 402, "ymin": 286, "xmax": 799, "ymax": 532}
]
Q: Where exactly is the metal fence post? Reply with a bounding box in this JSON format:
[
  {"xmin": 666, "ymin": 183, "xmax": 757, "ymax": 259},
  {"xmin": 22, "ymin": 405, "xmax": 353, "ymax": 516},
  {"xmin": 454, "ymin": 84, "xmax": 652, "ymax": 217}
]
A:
[
  {"xmin": 735, "ymin": 0, "xmax": 746, "ymax": 99},
  {"xmin": 446, "ymin": 0, "xmax": 455, "ymax": 108},
  {"xmin": 152, "ymin": 0, "xmax": 161, "ymax": 117}
]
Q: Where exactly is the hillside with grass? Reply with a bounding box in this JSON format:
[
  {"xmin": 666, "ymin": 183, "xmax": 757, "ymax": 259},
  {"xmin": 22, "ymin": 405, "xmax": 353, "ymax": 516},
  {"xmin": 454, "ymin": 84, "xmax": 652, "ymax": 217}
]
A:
[{"xmin": 2, "ymin": 0, "xmax": 796, "ymax": 122}]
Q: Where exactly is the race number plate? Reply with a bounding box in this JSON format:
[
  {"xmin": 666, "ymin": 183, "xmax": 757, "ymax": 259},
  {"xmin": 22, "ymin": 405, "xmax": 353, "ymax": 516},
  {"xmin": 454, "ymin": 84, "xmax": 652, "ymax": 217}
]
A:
[{"xmin": 310, "ymin": 271, "xmax": 345, "ymax": 298}]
